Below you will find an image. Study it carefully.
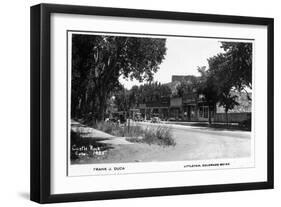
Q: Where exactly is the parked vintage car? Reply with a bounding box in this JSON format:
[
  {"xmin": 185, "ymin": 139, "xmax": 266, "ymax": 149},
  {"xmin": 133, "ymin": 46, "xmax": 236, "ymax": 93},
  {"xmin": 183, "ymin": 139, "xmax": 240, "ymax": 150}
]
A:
[
  {"xmin": 167, "ymin": 117, "xmax": 176, "ymax": 121},
  {"xmin": 151, "ymin": 117, "xmax": 161, "ymax": 123}
]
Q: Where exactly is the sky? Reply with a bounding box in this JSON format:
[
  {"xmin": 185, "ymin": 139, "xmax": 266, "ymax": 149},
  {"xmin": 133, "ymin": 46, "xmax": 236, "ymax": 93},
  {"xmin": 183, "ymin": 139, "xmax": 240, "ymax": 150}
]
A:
[{"xmin": 119, "ymin": 37, "xmax": 225, "ymax": 89}]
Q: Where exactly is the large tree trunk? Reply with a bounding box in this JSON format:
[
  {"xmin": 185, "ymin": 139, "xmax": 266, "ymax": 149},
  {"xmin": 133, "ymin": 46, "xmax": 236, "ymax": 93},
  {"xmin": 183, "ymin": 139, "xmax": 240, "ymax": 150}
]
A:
[
  {"xmin": 79, "ymin": 91, "xmax": 88, "ymax": 117},
  {"xmin": 96, "ymin": 90, "xmax": 109, "ymax": 122},
  {"xmin": 71, "ymin": 96, "xmax": 78, "ymax": 118},
  {"xmin": 97, "ymin": 97, "xmax": 106, "ymax": 122}
]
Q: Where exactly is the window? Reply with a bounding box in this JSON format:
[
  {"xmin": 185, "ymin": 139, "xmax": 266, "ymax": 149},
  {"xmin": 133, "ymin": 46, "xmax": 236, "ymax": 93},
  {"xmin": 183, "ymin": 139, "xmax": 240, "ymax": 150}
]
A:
[
  {"xmin": 199, "ymin": 106, "xmax": 209, "ymax": 119},
  {"xmin": 199, "ymin": 106, "xmax": 203, "ymax": 118},
  {"xmin": 203, "ymin": 106, "xmax": 208, "ymax": 118}
]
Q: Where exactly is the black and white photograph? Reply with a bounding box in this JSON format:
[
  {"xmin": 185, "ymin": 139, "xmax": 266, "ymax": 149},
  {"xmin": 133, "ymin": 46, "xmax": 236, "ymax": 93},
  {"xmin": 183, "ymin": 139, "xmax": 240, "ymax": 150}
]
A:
[{"xmin": 69, "ymin": 32, "xmax": 253, "ymax": 174}]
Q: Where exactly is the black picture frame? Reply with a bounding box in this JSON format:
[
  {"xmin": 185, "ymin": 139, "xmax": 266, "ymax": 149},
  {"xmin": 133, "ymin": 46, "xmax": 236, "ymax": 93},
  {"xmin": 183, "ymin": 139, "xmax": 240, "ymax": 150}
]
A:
[{"xmin": 30, "ymin": 3, "xmax": 274, "ymax": 204}]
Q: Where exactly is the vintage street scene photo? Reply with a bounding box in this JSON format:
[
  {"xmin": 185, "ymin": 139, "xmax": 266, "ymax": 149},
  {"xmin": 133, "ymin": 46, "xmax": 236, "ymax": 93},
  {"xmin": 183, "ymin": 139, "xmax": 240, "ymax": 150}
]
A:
[{"xmin": 69, "ymin": 32, "xmax": 253, "ymax": 167}]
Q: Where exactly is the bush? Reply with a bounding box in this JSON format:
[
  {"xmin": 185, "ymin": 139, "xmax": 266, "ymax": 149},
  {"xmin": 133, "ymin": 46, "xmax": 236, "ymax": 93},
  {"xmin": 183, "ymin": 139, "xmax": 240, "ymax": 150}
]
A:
[
  {"xmin": 143, "ymin": 126, "xmax": 175, "ymax": 146},
  {"xmin": 123, "ymin": 125, "xmax": 144, "ymax": 138},
  {"xmin": 94, "ymin": 121, "xmax": 144, "ymax": 137},
  {"xmin": 94, "ymin": 121, "xmax": 122, "ymax": 136},
  {"xmin": 93, "ymin": 122, "xmax": 175, "ymax": 147},
  {"xmin": 127, "ymin": 125, "xmax": 175, "ymax": 147}
]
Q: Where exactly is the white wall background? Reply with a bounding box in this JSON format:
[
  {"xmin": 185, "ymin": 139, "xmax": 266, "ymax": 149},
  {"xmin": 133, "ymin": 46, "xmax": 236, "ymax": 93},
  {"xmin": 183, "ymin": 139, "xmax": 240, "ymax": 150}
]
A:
[{"xmin": 0, "ymin": 0, "xmax": 279, "ymax": 206}]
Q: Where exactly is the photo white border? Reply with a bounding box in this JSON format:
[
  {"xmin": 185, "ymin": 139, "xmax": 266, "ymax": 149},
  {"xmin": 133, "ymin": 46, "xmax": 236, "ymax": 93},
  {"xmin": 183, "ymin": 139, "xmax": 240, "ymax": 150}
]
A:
[{"xmin": 51, "ymin": 13, "xmax": 267, "ymax": 195}]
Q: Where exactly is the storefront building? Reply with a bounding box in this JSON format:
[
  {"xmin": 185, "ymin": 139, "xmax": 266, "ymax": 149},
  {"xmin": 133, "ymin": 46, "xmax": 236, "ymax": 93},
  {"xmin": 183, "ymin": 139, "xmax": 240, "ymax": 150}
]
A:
[{"xmin": 134, "ymin": 76, "xmax": 250, "ymax": 123}]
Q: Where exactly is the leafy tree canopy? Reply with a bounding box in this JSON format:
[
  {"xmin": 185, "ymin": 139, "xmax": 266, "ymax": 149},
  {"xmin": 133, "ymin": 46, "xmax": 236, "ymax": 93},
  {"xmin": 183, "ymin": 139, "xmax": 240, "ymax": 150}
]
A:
[
  {"xmin": 220, "ymin": 42, "xmax": 252, "ymax": 90},
  {"xmin": 71, "ymin": 34, "xmax": 167, "ymax": 120}
]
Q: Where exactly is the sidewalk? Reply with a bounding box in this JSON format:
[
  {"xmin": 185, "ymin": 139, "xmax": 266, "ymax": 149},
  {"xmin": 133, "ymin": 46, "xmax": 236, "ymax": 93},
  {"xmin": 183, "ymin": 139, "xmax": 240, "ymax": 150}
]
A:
[
  {"xmin": 71, "ymin": 120, "xmax": 133, "ymax": 145},
  {"xmin": 142, "ymin": 120, "xmax": 248, "ymax": 131},
  {"xmin": 164, "ymin": 121, "xmax": 239, "ymax": 126}
]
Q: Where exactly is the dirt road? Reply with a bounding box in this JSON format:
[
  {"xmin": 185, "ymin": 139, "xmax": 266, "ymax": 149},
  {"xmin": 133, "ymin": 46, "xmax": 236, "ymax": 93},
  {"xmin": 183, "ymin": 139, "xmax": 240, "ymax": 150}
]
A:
[{"xmin": 71, "ymin": 121, "xmax": 251, "ymax": 164}]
